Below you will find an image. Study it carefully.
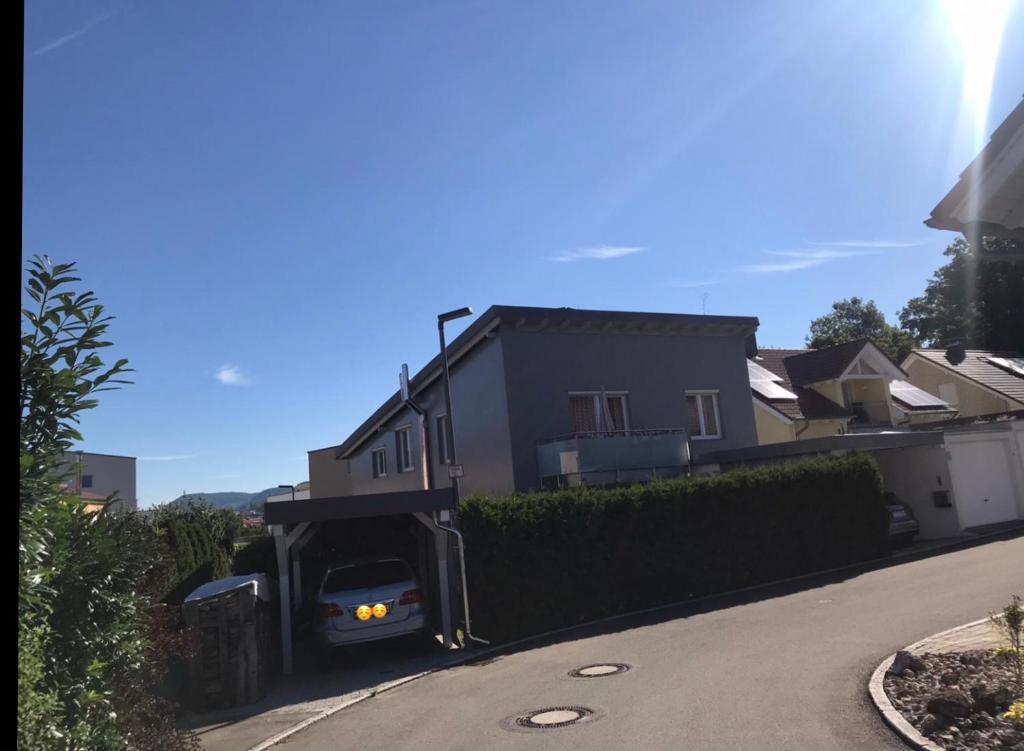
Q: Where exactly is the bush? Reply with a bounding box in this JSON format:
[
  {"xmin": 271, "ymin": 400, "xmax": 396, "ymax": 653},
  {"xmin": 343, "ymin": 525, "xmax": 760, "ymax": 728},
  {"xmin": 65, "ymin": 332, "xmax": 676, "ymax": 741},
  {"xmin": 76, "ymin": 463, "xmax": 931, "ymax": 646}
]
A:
[{"xmin": 459, "ymin": 454, "xmax": 888, "ymax": 643}]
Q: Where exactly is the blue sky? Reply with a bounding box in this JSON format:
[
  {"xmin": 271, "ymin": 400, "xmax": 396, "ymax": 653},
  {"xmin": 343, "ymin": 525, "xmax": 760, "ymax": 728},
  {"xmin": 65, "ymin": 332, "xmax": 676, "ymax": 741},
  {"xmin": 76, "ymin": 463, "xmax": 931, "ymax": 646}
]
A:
[{"xmin": 23, "ymin": 1, "xmax": 1023, "ymax": 506}]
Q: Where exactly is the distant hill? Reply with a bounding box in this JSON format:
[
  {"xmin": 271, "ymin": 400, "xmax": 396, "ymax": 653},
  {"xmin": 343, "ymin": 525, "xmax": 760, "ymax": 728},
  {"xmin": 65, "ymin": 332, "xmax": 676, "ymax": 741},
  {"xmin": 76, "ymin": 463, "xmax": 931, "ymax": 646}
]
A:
[{"xmin": 169, "ymin": 487, "xmax": 285, "ymax": 511}]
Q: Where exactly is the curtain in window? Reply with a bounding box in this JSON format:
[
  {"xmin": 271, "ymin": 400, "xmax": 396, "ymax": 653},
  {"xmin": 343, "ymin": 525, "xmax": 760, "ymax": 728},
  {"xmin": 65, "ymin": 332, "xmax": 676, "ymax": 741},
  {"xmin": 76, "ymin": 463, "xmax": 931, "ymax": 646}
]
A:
[
  {"xmin": 701, "ymin": 395, "xmax": 719, "ymax": 436},
  {"xmin": 570, "ymin": 396, "xmax": 597, "ymax": 433},
  {"xmin": 686, "ymin": 395, "xmax": 702, "ymax": 435},
  {"xmin": 605, "ymin": 396, "xmax": 626, "ymax": 431}
]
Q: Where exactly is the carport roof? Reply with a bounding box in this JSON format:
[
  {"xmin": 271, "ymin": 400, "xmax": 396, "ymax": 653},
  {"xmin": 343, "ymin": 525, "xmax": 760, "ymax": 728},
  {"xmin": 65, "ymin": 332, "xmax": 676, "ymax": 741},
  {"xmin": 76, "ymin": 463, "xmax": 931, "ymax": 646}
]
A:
[{"xmin": 264, "ymin": 488, "xmax": 453, "ymax": 525}]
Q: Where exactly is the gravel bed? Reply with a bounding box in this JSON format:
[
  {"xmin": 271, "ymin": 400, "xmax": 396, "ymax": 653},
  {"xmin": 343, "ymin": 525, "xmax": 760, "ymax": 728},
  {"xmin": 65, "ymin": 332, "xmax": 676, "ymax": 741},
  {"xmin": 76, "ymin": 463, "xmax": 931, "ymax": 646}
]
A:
[{"xmin": 884, "ymin": 649, "xmax": 1023, "ymax": 750}]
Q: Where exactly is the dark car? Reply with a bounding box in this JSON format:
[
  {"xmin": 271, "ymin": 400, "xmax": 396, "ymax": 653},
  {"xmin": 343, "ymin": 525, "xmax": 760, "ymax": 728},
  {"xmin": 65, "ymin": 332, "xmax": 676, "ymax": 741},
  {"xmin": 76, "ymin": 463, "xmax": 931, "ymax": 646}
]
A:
[{"xmin": 886, "ymin": 499, "xmax": 920, "ymax": 545}]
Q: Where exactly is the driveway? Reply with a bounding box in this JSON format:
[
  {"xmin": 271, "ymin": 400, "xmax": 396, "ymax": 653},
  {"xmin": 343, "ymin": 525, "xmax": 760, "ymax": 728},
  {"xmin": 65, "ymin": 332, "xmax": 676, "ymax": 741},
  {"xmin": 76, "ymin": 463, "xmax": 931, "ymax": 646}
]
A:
[{"xmin": 277, "ymin": 536, "xmax": 1024, "ymax": 751}]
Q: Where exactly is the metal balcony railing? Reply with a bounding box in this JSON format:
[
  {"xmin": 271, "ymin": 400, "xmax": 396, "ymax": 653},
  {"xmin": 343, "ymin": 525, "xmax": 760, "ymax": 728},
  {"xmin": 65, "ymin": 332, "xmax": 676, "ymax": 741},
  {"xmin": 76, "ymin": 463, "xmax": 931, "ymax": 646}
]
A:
[{"xmin": 535, "ymin": 429, "xmax": 691, "ymax": 490}]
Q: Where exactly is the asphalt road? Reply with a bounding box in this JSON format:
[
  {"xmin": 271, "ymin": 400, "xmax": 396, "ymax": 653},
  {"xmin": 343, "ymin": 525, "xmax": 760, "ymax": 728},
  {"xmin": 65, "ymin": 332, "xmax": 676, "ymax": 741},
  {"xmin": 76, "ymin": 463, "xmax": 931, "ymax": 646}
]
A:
[{"xmin": 281, "ymin": 537, "xmax": 1024, "ymax": 751}]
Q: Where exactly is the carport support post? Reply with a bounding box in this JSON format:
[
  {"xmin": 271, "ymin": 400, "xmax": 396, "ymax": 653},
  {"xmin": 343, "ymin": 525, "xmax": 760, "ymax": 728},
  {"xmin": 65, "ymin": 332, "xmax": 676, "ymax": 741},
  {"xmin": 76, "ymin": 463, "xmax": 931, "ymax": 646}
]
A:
[
  {"xmin": 272, "ymin": 524, "xmax": 293, "ymax": 675},
  {"xmin": 414, "ymin": 512, "xmax": 454, "ymax": 648}
]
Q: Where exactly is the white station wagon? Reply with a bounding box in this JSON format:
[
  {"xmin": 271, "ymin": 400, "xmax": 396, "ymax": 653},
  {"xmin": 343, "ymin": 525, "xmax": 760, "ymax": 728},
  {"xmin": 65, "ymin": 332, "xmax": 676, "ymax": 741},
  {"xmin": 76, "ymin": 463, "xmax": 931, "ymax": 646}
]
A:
[{"xmin": 313, "ymin": 557, "xmax": 426, "ymax": 648}]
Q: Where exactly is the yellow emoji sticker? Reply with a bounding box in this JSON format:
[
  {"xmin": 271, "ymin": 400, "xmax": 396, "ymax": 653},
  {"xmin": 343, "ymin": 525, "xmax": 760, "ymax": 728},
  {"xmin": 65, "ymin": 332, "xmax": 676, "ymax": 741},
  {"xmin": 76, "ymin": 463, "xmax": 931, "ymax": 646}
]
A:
[
  {"xmin": 355, "ymin": 605, "xmax": 372, "ymax": 621},
  {"xmin": 372, "ymin": 603, "xmax": 387, "ymax": 619}
]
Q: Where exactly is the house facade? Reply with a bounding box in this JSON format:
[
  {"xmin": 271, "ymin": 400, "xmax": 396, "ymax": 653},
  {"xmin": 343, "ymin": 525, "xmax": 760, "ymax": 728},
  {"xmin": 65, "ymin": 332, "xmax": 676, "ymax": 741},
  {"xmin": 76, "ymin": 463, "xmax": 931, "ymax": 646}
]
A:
[
  {"xmin": 901, "ymin": 349, "xmax": 1024, "ymax": 418},
  {"xmin": 309, "ymin": 305, "xmax": 760, "ymax": 498},
  {"xmin": 58, "ymin": 451, "xmax": 138, "ymax": 512},
  {"xmin": 749, "ymin": 339, "xmax": 956, "ymax": 446}
]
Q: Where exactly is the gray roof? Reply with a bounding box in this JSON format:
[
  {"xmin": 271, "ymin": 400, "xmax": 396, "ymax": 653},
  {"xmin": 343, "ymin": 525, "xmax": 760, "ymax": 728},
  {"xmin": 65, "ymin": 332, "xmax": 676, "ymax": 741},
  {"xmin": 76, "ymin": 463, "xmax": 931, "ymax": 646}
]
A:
[
  {"xmin": 908, "ymin": 349, "xmax": 1024, "ymax": 406},
  {"xmin": 752, "ymin": 348, "xmax": 855, "ymax": 421}
]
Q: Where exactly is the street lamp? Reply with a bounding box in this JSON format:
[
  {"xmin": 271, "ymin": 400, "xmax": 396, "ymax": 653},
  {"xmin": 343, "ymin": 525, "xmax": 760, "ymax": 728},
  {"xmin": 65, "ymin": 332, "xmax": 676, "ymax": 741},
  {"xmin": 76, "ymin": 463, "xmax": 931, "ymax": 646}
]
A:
[
  {"xmin": 278, "ymin": 484, "xmax": 296, "ymax": 502},
  {"xmin": 437, "ymin": 307, "xmax": 472, "ymax": 505}
]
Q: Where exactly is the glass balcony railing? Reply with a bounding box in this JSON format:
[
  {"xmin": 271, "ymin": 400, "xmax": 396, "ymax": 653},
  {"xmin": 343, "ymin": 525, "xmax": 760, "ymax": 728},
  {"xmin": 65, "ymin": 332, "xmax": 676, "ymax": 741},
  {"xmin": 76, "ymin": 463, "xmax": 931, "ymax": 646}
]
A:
[{"xmin": 535, "ymin": 429, "xmax": 691, "ymax": 490}]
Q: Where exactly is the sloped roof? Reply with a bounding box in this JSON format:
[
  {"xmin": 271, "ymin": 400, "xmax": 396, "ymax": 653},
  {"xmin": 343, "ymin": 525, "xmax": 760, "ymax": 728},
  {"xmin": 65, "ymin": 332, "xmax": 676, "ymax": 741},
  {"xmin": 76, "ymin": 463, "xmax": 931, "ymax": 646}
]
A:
[
  {"xmin": 782, "ymin": 338, "xmax": 896, "ymax": 386},
  {"xmin": 751, "ymin": 348, "xmax": 854, "ymax": 421},
  {"xmin": 926, "ymin": 97, "xmax": 1024, "ymax": 244},
  {"xmin": 908, "ymin": 349, "xmax": 1024, "ymax": 406}
]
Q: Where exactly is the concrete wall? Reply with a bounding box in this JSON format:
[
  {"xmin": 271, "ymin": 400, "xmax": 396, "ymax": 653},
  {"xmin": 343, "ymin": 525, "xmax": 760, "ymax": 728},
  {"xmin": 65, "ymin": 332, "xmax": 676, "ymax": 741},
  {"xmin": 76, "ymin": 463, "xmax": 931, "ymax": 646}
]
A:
[
  {"xmin": 904, "ymin": 359, "xmax": 1021, "ymax": 417},
  {"xmin": 500, "ymin": 327, "xmax": 758, "ymax": 492},
  {"xmin": 308, "ymin": 447, "xmax": 351, "ymax": 498},
  {"xmin": 871, "ymin": 444, "xmax": 962, "ymax": 540},
  {"xmin": 753, "ymin": 402, "xmax": 796, "ymax": 445},
  {"xmin": 59, "ymin": 452, "xmax": 137, "ymax": 511}
]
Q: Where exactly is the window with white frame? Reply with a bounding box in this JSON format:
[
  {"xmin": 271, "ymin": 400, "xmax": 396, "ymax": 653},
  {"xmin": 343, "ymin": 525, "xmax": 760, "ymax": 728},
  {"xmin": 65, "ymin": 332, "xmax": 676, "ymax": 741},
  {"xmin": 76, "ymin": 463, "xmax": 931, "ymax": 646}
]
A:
[
  {"xmin": 395, "ymin": 427, "xmax": 414, "ymax": 472},
  {"xmin": 435, "ymin": 415, "xmax": 451, "ymax": 465},
  {"xmin": 686, "ymin": 391, "xmax": 721, "ymax": 439},
  {"xmin": 568, "ymin": 392, "xmax": 629, "ymax": 434},
  {"xmin": 371, "ymin": 448, "xmax": 387, "ymax": 478}
]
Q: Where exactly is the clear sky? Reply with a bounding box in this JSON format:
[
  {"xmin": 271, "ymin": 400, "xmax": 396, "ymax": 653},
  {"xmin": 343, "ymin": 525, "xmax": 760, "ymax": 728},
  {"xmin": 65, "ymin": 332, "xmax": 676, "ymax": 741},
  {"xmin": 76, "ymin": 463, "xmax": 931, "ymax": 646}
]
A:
[{"xmin": 23, "ymin": 1, "xmax": 1024, "ymax": 506}]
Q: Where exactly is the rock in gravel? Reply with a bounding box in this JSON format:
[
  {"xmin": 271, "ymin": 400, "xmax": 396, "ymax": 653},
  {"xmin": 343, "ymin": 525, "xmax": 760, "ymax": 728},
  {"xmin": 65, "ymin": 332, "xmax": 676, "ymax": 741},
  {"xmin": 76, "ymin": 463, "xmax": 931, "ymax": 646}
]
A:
[
  {"xmin": 890, "ymin": 650, "xmax": 928, "ymax": 676},
  {"xmin": 920, "ymin": 713, "xmax": 944, "ymax": 734},
  {"xmin": 970, "ymin": 683, "xmax": 1015, "ymax": 715},
  {"xmin": 927, "ymin": 690, "xmax": 973, "ymax": 719},
  {"xmin": 941, "ymin": 671, "xmax": 960, "ymax": 685}
]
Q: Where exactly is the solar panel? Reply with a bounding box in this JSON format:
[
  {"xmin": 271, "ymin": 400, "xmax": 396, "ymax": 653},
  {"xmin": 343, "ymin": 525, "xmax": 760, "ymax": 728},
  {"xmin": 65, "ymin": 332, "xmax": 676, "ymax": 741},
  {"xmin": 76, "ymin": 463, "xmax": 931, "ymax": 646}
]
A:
[
  {"xmin": 986, "ymin": 357, "xmax": 1024, "ymax": 378},
  {"xmin": 889, "ymin": 380, "xmax": 950, "ymax": 409},
  {"xmin": 747, "ymin": 360, "xmax": 784, "ymax": 383},
  {"xmin": 751, "ymin": 379, "xmax": 798, "ymax": 400}
]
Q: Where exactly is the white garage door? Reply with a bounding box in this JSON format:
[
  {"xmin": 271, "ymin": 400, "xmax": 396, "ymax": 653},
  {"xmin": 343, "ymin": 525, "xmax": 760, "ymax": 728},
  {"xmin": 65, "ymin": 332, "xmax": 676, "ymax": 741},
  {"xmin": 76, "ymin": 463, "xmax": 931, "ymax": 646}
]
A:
[{"xmin": 948, "ymin": 439, "xmax": 1019, "ymax": 528}]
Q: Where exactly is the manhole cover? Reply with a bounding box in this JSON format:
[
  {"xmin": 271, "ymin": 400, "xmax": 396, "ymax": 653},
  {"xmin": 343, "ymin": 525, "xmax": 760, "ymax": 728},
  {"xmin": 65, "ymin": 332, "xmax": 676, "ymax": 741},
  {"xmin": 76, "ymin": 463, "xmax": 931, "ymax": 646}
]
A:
[
  {"xmin": 503, "ymin": 705, "xmax": 600, "ymax": 732},
  {"xmin": 569, "ymin": 662, "xmax": 631, "ymax": 678}
]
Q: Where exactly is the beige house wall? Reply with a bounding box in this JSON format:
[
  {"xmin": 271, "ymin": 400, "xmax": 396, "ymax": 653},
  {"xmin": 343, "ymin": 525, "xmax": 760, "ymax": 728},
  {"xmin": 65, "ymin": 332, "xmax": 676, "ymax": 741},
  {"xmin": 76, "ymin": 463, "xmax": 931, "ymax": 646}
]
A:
[
  {"xmin": 308, "ymin": 446, "xmax": 351, "ymax": 498},
  {"xmin": 904, "ymin": 359, "xmax": 1022, "ymax": 417},
  {"xmin": 753, "ymin": 404, "xmax": 796, "ymax": 445}
]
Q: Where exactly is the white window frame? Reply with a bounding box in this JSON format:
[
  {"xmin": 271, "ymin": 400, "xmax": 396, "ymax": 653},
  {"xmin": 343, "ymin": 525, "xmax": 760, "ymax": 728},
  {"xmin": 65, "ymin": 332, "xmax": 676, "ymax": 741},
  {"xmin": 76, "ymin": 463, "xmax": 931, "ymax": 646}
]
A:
[
  {"xmin": 435, "ymin": 414, "xmax": 451, "ymax": 465},
  {"xmin": 371, "ymin": 447, "xmax": 387, "ymax": 479},
  {"xmin": 568, "ymin": 391, "xmax": 630, "ymax": 433},
  {"xmin": 686, "ymin": 390, "xmax": 722, "ymax": 440},
  {"xmin": 395, "ymin": 426, "xmax": 414, "ymax": 473}
]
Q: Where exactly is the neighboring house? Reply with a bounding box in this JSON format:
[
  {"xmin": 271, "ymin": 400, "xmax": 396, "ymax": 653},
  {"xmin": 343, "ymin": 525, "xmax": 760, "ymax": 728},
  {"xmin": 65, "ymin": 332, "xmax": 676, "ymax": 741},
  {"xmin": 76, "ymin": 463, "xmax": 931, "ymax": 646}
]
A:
[
  {"xmin": 309, "ymin": 305, "xmax": 761, "ymax": 498},
  {"xmin": 901, "ymin": 349, "xmax": 1024, "ymax": 418},
  {"xmin": 925, "ymin": 96, "xmax": 1024, "ymax": 249},
  {"xmin": 58, "ymin": 451, "xmax": 138, "ymax": 512},
  {"xmin": 705, "ymin": 413, "xmax": 1024, "ymax": 540},
  {"xmin": 748, "ymin": 339, "xmax": 956, "ymax": 445}
]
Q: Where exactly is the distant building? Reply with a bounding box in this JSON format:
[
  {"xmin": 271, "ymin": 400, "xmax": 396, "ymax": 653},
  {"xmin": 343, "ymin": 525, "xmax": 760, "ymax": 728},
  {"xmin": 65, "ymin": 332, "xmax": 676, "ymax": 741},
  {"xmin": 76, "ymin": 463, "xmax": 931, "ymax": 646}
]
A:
[{"xmin": 58, "ymin": 451, "xmax": 137, "ymax": 512}]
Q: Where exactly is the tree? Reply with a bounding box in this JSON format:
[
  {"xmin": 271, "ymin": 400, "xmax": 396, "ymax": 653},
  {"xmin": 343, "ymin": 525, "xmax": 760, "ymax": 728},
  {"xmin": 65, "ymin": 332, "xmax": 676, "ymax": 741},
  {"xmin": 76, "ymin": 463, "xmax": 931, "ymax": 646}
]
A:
[
  {"xmin": 899, "ymin": 237, "xmax": 1024, "ymax": 351},
  {"xmin": 806, "ymin": 297, "xmax": 918, "ymax": 362},
  {"xmin": 19, "ymin": 256, "xmax": 197, "ymax": 750}
]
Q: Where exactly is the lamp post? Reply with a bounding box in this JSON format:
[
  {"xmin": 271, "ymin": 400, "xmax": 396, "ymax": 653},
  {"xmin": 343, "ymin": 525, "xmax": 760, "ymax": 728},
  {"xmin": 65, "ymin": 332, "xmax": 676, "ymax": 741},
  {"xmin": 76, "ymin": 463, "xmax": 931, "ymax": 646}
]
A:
[
  {"xmin": 278, "ymin": 484, "xmax": 295, "ymax": 502},
  {"xmin": 437, "ymin": 307, "xmax": 472, "ymax": 505}
]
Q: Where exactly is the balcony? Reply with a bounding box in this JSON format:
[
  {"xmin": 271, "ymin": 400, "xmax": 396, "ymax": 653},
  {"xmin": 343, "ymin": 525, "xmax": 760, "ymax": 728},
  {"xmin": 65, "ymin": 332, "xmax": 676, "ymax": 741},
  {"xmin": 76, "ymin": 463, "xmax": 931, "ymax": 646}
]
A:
[
  {"xmin": 535, "ymin": 429, "xmax": 691, "ymax": 490},
  {"xmin": 847, "ymin": 400, "xmax": 896, "ymax": 431}
]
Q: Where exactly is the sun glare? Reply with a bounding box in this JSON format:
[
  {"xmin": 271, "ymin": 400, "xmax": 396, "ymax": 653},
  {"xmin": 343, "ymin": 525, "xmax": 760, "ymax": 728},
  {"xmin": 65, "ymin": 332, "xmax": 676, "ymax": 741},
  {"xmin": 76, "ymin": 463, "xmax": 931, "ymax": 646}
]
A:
[{"xmin": 940, "ymin": 0, "xmax": 1013, "ymax": 149}]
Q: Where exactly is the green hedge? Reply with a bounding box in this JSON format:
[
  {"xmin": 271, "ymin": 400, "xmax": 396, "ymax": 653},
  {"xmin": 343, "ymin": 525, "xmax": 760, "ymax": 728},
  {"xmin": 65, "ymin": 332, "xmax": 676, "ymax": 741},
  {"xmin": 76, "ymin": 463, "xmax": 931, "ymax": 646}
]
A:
[{"xmin": 459, "ymin": 454, "xmax": 888, "ymax": 643}]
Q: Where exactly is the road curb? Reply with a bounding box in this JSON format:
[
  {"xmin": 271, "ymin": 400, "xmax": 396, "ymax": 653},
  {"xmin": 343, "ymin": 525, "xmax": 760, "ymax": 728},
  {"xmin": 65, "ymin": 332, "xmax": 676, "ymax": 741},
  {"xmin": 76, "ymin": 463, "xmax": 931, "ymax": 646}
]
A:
[
  {"xmin": 245, "ymin": 529, "xmax": 1020, "ymax": 750},
  {"xmin": 867, "ymin": 617, "xmax": 990, "ymax": 751}
]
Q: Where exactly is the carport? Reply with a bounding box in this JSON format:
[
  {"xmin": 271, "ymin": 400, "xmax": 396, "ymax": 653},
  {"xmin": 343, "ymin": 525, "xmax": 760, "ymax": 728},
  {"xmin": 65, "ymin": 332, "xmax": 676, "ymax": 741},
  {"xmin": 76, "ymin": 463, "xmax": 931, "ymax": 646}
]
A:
[{"xmin": 265, "ymin": 488, "xmax": 458, "ymax": 674}]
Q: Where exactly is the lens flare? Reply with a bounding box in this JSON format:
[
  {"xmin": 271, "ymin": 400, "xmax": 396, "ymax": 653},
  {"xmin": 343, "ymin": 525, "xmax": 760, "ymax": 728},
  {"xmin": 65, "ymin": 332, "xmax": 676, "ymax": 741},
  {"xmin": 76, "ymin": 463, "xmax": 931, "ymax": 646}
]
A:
[{"xmin": 940, "ymin": 0, "xmax": 1013, "ymax": 150}]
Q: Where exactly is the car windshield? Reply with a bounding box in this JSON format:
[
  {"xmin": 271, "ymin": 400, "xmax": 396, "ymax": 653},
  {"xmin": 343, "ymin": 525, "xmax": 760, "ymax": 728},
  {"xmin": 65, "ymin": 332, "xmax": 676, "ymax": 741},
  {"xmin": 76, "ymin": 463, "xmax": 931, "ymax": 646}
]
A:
[{"xmin": 321, "ymin": 561, "xmax": 412, "ymax": 594}]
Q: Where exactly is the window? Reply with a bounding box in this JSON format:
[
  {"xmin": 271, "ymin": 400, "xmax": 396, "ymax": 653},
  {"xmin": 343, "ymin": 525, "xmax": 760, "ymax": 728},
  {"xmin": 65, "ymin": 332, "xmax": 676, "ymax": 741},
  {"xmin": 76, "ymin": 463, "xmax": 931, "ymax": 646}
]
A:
[
  {"xmin": 568, "ymin": 392, "xmax": 629, "ymax": 434},
  {"xmin": 395, "ymin": 427, "xmax": 414, "ymax": 472},
  {"xmin": 81, "ymin": 474, "xmax": 93, "ymax": 489},
  {"xmin": 436, "ymin": 415, "xmax": 451, "ymax": 464},
  {"xmin": 371, "ymin": 448, "xmax": 387, "ymax": 478},
  {"xmin": 938, "ymin": 382, "xmax": 959, "ymax": 406},
  {"xmin": 686, "ymin": 391, "xmax": 721, "ymax": 439}
]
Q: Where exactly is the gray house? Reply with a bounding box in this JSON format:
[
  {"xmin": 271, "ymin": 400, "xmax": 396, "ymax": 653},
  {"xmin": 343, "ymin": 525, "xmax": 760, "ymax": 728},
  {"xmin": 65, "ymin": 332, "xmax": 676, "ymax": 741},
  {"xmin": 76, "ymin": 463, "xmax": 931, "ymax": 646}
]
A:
[{"xmin": 310, "ymin": 305, "xmax": 760, "ymax": 498}]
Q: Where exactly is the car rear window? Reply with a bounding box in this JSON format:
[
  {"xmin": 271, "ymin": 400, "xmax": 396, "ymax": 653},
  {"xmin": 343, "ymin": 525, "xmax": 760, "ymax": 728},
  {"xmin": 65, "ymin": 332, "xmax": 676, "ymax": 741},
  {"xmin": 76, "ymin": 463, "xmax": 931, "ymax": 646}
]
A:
[{"xmin": 321, "ymin": 560, "xmax": 412, "ymax": 593}]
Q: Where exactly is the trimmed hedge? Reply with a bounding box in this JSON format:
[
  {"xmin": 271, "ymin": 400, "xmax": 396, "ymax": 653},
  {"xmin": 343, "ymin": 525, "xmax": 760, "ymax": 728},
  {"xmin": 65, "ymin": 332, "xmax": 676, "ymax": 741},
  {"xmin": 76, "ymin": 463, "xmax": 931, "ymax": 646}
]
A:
[{"xmin": 459, "ymin": 454, "xmax": 888, "ymax": 643}]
